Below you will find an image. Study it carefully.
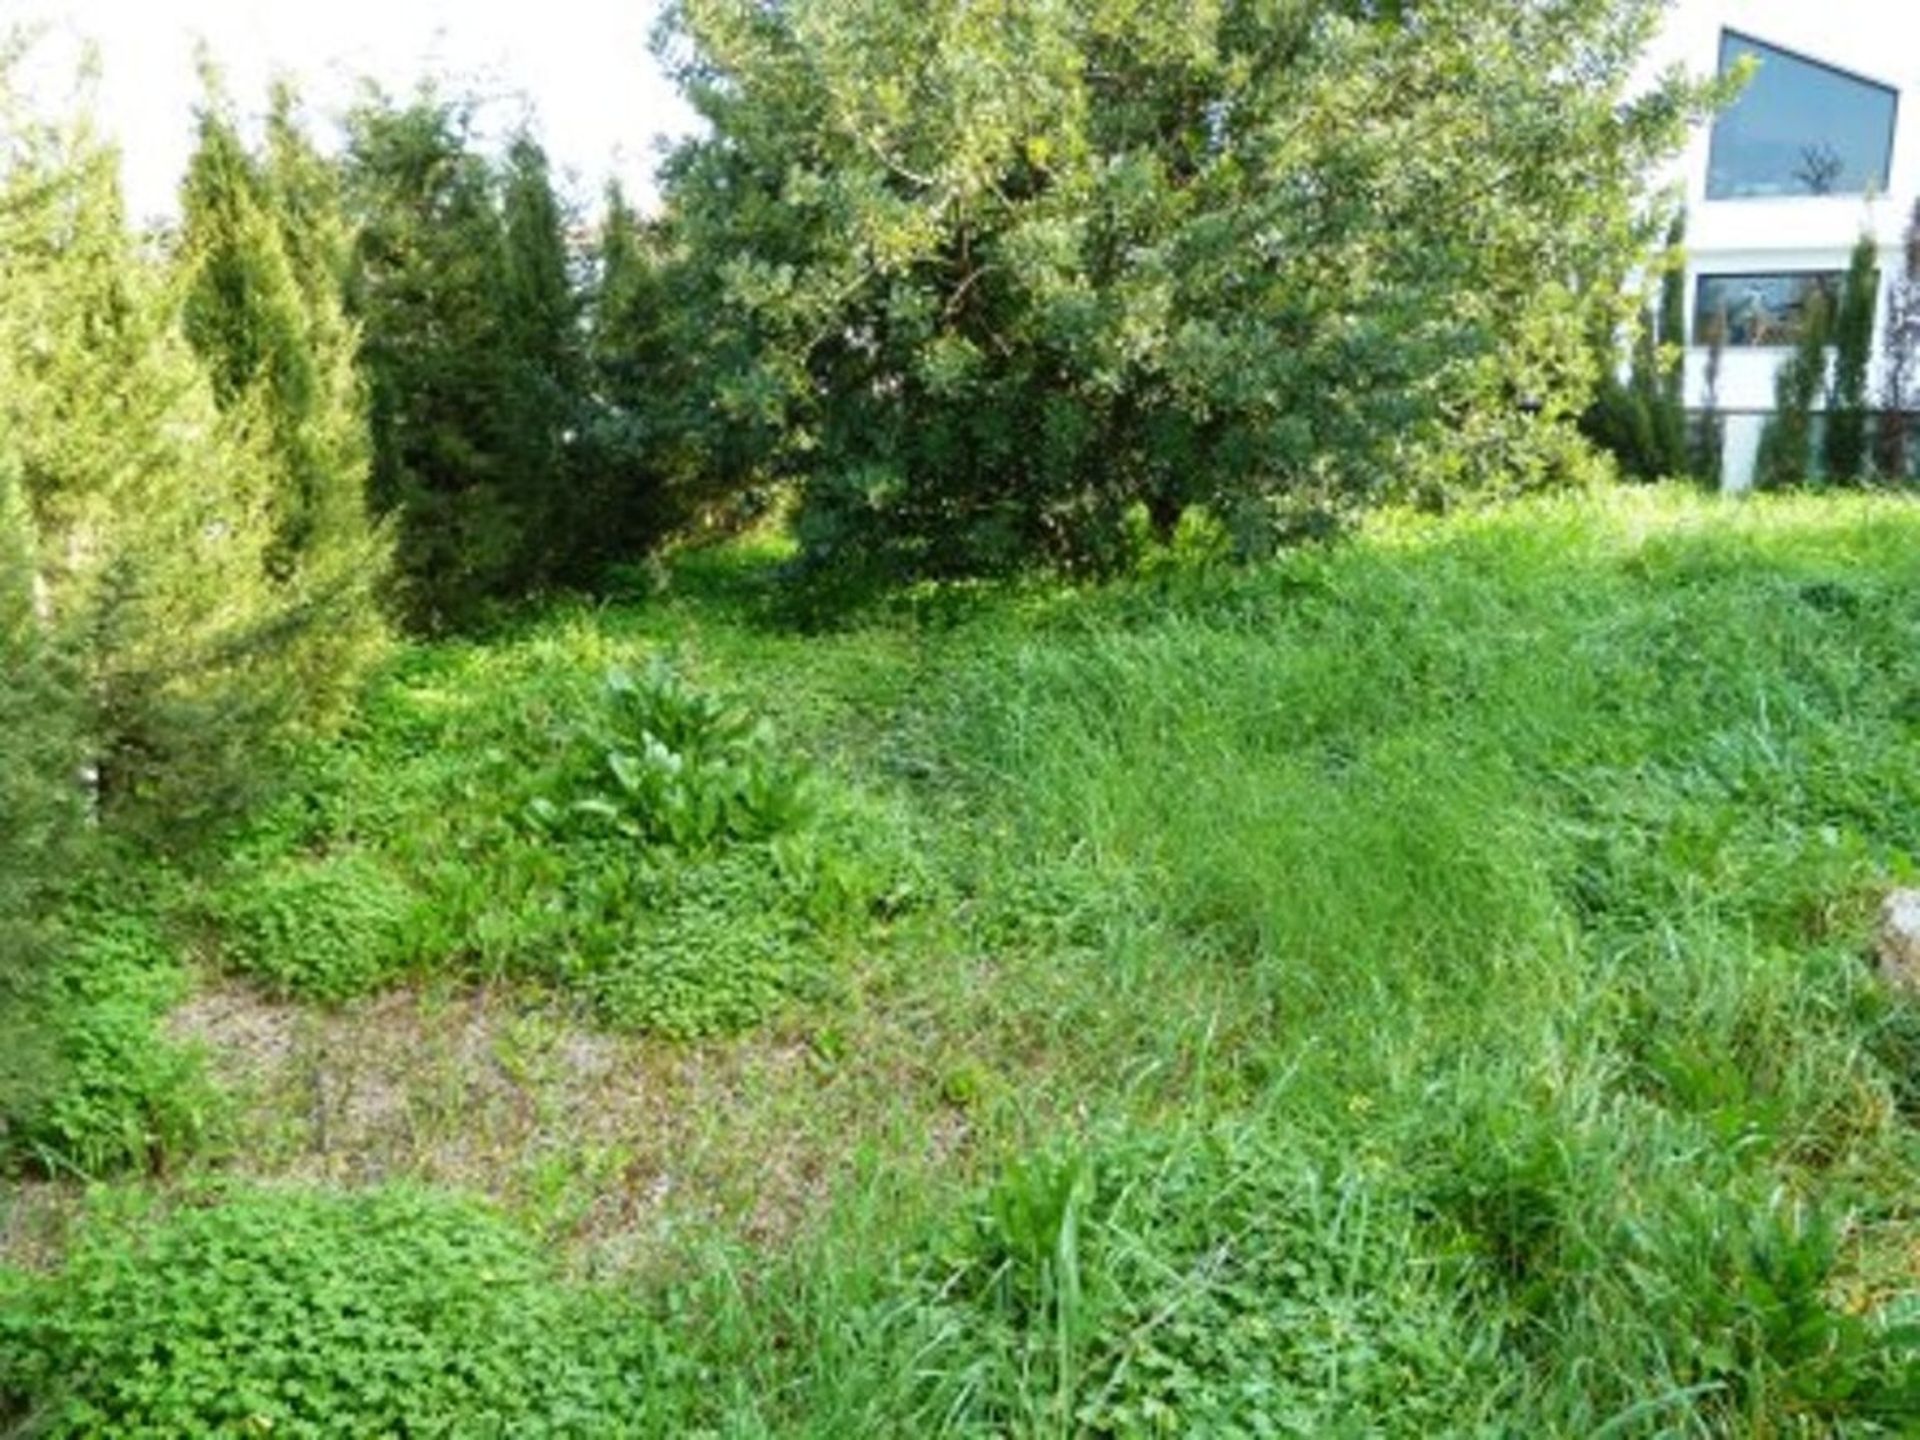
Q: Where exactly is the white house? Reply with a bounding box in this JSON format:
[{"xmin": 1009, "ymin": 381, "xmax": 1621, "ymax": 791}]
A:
[{"xmin": 1648, "ymin": 3, "xmax": 1920, "ymax": 489}]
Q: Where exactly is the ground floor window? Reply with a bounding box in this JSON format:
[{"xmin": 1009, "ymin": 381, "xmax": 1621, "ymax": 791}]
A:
[{"xmin": 1695, "ymin": 272, "xmax": 1843, "ymax": 347}]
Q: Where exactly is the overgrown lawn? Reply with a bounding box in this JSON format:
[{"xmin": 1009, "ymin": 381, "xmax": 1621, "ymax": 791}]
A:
[{"xmin": 7, "ymin": 489, "xmax": 1920, "ymax": 1434}]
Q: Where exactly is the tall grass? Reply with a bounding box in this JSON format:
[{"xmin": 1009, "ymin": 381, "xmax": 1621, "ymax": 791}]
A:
[
  {"xmin": 883, "ymin": 490, "xmax": 1920, "ymax": 1431},
  {"xmin": 8, "ymin": 488, "xmax": 1920, "ymax": 1434}
]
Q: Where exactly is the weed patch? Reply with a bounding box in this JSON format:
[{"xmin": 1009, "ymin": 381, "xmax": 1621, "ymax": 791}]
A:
[
  {"xmin": 197, "ymin": 646, "xmax": 912, "ymax": 1035},
  {"xmin": 19, "ymin": 489, "xmax": 1920, "ymax": 1431},
  {"xmin": 1, "ymin": 890, "xmax": 213, "ymax": 1180},
  {"xmin": 0, "ymin": 1185, "xmax": 694, "ymax": 1436}
]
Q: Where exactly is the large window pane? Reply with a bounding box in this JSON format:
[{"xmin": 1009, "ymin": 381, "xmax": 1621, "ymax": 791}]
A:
[
  {"xmin": 1694, "ymin": 273, "xmax": 1842, "ymax": 347},
  {"xmin": 1707, "ymin": 32, "xmax": 1897, "ymax": 200}
]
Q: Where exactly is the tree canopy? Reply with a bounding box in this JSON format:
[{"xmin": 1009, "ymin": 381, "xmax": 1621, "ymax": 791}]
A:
[{"xmin": 655, "ymin": 0, "xmax": 1703, "ymax": 577}]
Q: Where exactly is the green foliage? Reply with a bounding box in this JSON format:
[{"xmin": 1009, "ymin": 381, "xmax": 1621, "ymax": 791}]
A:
[
  {"xmin": 1, "ymin": 898, "xmax": 213, "ymax": 1179},
  {"xmin": 570, "ymin": 183, "xmax": 713, "ymax": 577},
  {"xmin": 659, "ymin": 0, "xmax": 1703, "ymax": 578},
  {"xmin": 498, "ymin": 131, "xmax": 589, "ymax": 582},
  {"xmin": 1692, "ymin": 299, "xmax": 1728, "ymax": 485},
  {"xmin": 200, "ymin": 629, "xmax": 903, "ymax": 1034},
  {"xmin": 177, "ymin": 71, "xmax": 390, "ymax": 718},
  {"xmin": 0, "ymin": 45, "xmax": 391, "ymax": 1182},
  {"xmin": 857, "ymin": 487, "xmax": 1920, "ymax": 1431},
  {"xmin": 1655, "ymin": 210, "xmax": 1691, "ymax": 475},
  {"xmin": 0, "ymin": 462, "xmax": 80, "ymax": 1135},
  {"xmin": 0, "ymin": 52, "xmax": 336, "ymax": 832},
  {"xmin": 1584, "ymin": 208, "xmax": 1690, "ymax": 481},
  {"xmin": 1757, "ymin": 285, "xmax": 1832, "ymax": 489},
  {"xmin": 1633, "ymin": 1196, "xmax": 1920, "ymax": 1424},
  {"xmin": 1582, "ymin": 360, "xmax": 1660, "ymax": 481},
  {"xmin": 548, "ymin": 662, "xmax": 813, "ymax": 850},
  {"xmin": 0, "ymin": 1186, "xmax": 686, "ymax": 1436},
  {"xmin": 345, "ymin": 91, "xmax": 524, "ymax": 628},
  {"xmin": 207, "ymin": 851, "xmax": 421, "ymax": 1001},
  {"xmin": 1877, "ymin": 201, "xmax": 1920, "ymax": 481},
  {"xmin": 343, "ymin": 96, "xmax": 622, "ymax": 628},
  {"xmin": 1824, "ymin": 232, "xmax": 1880, "ymax": 485},
  {"xmin": 6, "ymin": 19, "xmax": 1920, "ymax": 1426},
  {"xmin": 912, "ymin": 1132, "xmax": 1496, "ymax": 1434},
  {"xmin": 12, "ymin": 488, "xmax": 1920, "ymax": 1433}
]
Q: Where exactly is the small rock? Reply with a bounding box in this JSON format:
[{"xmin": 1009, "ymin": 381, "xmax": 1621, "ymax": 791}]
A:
[{"xmin": 1874, "ymin": 890, "xmax": 1920, "ymax": 994}]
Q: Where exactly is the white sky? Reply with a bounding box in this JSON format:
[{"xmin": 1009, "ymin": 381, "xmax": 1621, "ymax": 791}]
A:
[
  {"xmin": 12, "ymin": 0, "xmax": 1920, "ymax": 230},
  {"xmin": 7, "ymin": 0, "xmax": 703, "ymax": 224}
]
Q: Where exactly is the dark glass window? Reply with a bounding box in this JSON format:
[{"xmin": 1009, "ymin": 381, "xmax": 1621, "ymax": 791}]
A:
[
  {"xmin": 1694, "ymin": 272, "xmax": 1843, "ymax": 347},
  {"xmin": 1706, "ymin": 32, "xmax": 1897, "ymax": 200}
]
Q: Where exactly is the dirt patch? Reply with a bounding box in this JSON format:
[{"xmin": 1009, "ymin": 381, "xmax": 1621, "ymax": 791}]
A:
[
  {"xmin": 0, "ymin": 1179, "xmax": 80, "ymax": 1272},
  {"xmin": 163, "ymin": 976, "xmax": 977, "ymax": 1272},
  {"xmin": 167, "ymin": 980, "xmax": 301, "ymax": 1080}
]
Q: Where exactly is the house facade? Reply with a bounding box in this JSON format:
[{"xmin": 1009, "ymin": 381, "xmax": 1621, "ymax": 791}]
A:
[{"xmin": 1649, "ymin": 3, "xmax": 1920, "ymax": 489}]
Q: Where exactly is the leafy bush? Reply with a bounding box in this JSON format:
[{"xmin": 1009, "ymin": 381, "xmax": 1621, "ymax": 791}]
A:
[
  {"xmin": 1637, "ymin": 1196, "xmax": 1920, "ymax": 1425},
  {"xmin": 570, "ymin": 849, "xmax": 814, "ymax": 1036},
  {"xmin": 0, "ymin": 1186, "xmax": 689, "ymax": 1436},
  {"xmin": 537, "ymin": 662, "xmax": 813, "ymax": 851}
]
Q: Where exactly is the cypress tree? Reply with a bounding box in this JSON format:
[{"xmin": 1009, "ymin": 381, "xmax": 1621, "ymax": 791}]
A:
[
  {"xmin": 498, "ymin": 132, "xmax": 583, "ymax": 579},
  {"xmin": 573, "ymin": 180, "xmax": 681, "ymax": 569},
  {"xmin": 1624, "ymin": 308, "xmax": 1664, "ymax": 476},
  {"xmin": 1581, "ymin": 211, "xmax": 1686, "ymax": 482},
  {"xmin": 0, "ymin": 72, "xmax": 297, "ymax": 828},
  {"xmin": 590, "ymin": 181, "xmax": 651, "ymax": 390},
  {"xmin": 1691, "ymin": 305, "xmax": 1727, "ymax": 487},
  {"xmin": 261, "ymin": 88, "xmax": 393, "ymax": 697},
  {"xmin": 264, "ymin": 80, "xmax": 356, "ymax": 314},
  {"xmin": 1877, "ymin": 202, "xmax": 1920, "ymax": 482},
  {"xmin": 345, "ymin": 91, "xmax": 527, "ymax": 628},
  {"xmin": 178, "ymin": 73, "xmax": 388, "ymax": 716},
  {"xmin": 1585, "ymin": 302, "xmax": 1663, "ymax": 481},
  {"xmin": 0, "ymin": 457, "xmax": 79, "ymax": 1118},
  {"xmin": 1823, "ymin": 233, "xmax": 1879, "ymax": 484},
  {"xmin": 1653, "ymin": 210, "xmax": 1689, "ymax": 478},
  {"xmin": 1756, "ymin": 287, "xmax": 1832, "ymax": 490}
]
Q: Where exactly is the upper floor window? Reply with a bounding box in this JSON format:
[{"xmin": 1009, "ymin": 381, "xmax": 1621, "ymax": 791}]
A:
[{"xmin": 1706, "ymin": 32, "xmax": 1898, "ymax": 200}]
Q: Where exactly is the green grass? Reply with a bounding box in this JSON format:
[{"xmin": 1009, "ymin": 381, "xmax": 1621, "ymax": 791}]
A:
[{"xmin": 8, "ymin": 487, "xmax": 1920, "ymax": 1434}]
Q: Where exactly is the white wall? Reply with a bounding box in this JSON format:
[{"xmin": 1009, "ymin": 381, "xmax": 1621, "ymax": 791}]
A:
[{"xmin": 1645, "ymin": 3, "xmax": 1920, "ymax": 485}]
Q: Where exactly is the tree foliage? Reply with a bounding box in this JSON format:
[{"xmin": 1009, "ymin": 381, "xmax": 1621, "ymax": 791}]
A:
[
  {"xmin": 1652, "ymin": 210, "xmax": 1690, "ymax": 476},
  {"xmin": 1822, "ymin": 233, "xmax": 1878, "ymax": 485},
  {"xmin": 656, "ymin": 0, "xmax": 1702, "ymax": 578},
  {"xmin": 344, "ymin": 93, "xmax": 535, "ymax": 628},
  {"xmin": 497, "ymin": 131, "xmax": 587, "ymax": 581},
  {"xmin": 1877, "ymin": 202, "xmax": 1920, "ymax": 482},
  {"xmin": 0, "ymin": 459, "xmax": 79, "ymax": 1125},
  {"xmin": 571, "ymin": 182, "xmax": 721, "ymax": 573},
  {"xmin": 341, "ymin": 94, "xmax": 685, "ymax": 627},
  {"xmin": 1556, "ymin": 208, "xmax": 1694, "ymax": 484},
  {"xmin": 1, "ymin": 79, "xmax": 296, "ymax": 828},
  {"xmin": 178, "ymin": 72, "xmax": 389, "ymax": 714},
  {"xmin": 1692, "ymin": 303, "xmax": 1726, "ymax": 486},
  {"xmin": 1756, "ymin": 287, "xmax": 1831, "ymax": 491}
]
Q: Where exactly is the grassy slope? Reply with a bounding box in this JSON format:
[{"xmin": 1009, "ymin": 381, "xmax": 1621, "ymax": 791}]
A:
[{"xmin": 7, "ymin": 487, "xmax": 1920, "ymax": 1434}]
